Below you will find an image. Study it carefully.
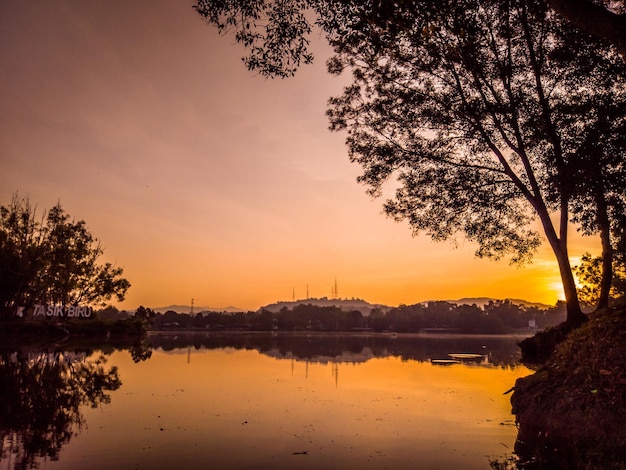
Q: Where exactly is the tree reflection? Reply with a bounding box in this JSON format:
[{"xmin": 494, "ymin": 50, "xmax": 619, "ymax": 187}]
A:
[
  {"xmin": 147, "ymin": 332, "xmax": 526, "ymax": 367},
  {"xmin": 0, "ymin": 349, "xmax": 121, "ymax": 470},
  {"xmin": 129, "ymin": 340, "xmax": 152, "ymax": 363}
]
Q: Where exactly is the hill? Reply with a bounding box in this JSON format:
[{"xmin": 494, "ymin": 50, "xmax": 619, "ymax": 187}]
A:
[
  {"xmin": 151, "ymin": 305, "xmax": 245, "ymax": 314},
  {"xmin": 259, "ymin": 298, "xmax": 390, "ymax": 316}
]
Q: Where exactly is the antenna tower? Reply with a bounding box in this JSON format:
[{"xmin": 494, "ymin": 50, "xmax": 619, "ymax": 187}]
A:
[{"xmin": 190, "ymin": 298, "xmax": 194, "ymax": 315}]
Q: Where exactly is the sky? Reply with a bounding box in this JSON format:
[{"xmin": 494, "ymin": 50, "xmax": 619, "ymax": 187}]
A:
[{"xmin": 0, "ymin": 0, "xmax": 600, "ymax": 312}]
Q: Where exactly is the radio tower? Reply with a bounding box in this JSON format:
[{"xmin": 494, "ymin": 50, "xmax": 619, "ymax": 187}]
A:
[
  {"xmin": 190, "ymin": 298, "xmax": 194, "ymax": 315},
  {"xmin": 332, "ymin": 278, "xmax": 339, "ymax": 299}
]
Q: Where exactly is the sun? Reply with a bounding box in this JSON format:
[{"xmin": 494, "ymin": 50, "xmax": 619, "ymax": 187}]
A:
[{"xmin": 548, "ymin": 279, "xmax": 566, "ymax": 302}]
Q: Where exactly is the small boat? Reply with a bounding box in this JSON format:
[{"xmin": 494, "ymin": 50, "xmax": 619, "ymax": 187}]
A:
[
  {"xmin": 447, "ymin": 353, "xmax": 485, "ymax": 363},
  {"xmin": 430, "ymin": 359, "xmax": 461, "ymax": 366}
]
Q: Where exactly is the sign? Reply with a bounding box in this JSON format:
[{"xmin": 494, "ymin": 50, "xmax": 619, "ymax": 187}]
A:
[{"xmin": 17, "ymin": 304, "xmax": 93, "ymax": 318}]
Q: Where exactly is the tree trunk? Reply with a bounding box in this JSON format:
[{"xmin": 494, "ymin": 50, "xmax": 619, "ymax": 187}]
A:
[
  {"xmin": 596, "ymin": 191, "xmax": 613, "ymax": 309},
  {"xmin": 535, "ymin": 206, "xmax": 586, "ymax": 327},
  {"xmin": 553, "ymin": 242, "xmax": 587, "ymax": 326}
]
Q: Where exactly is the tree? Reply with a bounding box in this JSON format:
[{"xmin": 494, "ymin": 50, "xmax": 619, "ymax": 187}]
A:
[
  {"xmin": 574, "ymin": 252, "xmax": 626, "ymax": 306},
  {"xmin": 545, "ymin": 0, "xmax": 626, "ymax": 60},
  {"xmin": 195, "ymin": 0, "xmax": 626, "ymax": 327},
  {"xmin": 134, "ymin": 305, "xmax": 156, "ymax": 321},
  {"xmin": 0, "ymin": 194, "xmax": 130, "ymax": 319}
]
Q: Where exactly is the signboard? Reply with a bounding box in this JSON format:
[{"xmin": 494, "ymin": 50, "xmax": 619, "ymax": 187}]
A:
[{"xmin": 16, "ymin": 304, "xmax": 93, "ymax": 318}]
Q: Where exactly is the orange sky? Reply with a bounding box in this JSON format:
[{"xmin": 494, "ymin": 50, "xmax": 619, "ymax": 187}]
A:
[{"xmin": 0, "ymin": 1, "xmax": 600, "ymax": 311}]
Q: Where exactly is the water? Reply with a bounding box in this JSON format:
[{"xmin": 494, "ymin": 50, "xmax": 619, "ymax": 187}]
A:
[{"xmin": 1, "ymin": 333, "xmax": 531, "ymax": 470}]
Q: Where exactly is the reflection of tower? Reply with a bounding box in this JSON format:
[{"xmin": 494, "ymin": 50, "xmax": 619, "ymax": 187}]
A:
[
  {"xmin": 190, "ymin": 298, "xmax": 194, "ymax": 315},
  {"xmin": 332, "ymin": 362, "xmax": 339, "ymax": 388}
]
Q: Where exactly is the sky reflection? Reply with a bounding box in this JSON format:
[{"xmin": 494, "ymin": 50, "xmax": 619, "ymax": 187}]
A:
[{"xmin": 13, "ymin": 336, "xmax": 531, "ymax": 470}]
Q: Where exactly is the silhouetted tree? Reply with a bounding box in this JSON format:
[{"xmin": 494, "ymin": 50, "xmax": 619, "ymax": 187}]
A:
[
  {"xmin": 545, "ymin": 0, "xmax": 626, "ymax": 60},
  {"xmin": 134, "ymin": 306, "xmax": 156, "ymax": 321},
  {"xmin": 454, "ymin": 304, "xmax": 485, "ymax": 333},
  {"xmin": 0, "ymin": 194, "xmax": 130, "ymax": 319},
  {"xmin": 96, "ymin": 306, "xmax": 121, "ymax": 321},
  {"xmin": 574, "ymin": 252, "xmax": 626, "ymax": 306},
  {"xmin": 195, "ymin": 0, "xmax": 626, "ymax": 327}
]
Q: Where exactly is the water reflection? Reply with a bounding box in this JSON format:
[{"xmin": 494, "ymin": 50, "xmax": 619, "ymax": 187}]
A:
[
  {"xmin": 147, "ymin": 332, "xmax": 529, "ymax": 367},
  {"xmin": 0, "ymin": 342, "xmax": 148, "ymax": 470},
  {"xmin": 1, "ymin": 334, "xmax": 532, "ymax": 470}
]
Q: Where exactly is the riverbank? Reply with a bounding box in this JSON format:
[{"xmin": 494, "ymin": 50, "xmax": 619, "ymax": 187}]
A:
[
  {"xmin": 510, "ymin": 305, "xmax": 626, "ymax": 468},
  {"xmin": 0, "ymin": 318, "xmax": 146, "ymax": 345}
]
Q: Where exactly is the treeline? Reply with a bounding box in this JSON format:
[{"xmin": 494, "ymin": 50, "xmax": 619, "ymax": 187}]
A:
[
  {"xmin": 369, "ymin": 301, "xmax": 565, "ymax": 333},
  {"xmin": 110, "ymin": 300, "xmax": 567, "ymax": 334}
]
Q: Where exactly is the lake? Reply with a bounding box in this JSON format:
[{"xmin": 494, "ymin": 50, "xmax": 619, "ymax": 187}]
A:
[{"xmin": 1, "ymin": 332, "xmax": 532, "ymax": 470}]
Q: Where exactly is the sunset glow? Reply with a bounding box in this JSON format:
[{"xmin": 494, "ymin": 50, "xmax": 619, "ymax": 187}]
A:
[{"xmin": 0, "ymin": 1, "xmax": 600, "ymax": 312}]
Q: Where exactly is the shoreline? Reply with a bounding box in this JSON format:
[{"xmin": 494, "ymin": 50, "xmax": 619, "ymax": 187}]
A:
[{"xmin": 510, "ymin": 305, "xmax": 626, "ymax": 468}]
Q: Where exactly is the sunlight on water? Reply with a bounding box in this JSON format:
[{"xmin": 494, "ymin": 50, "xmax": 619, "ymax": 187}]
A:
[{"xmin": 2, "ymin": 335, "xmax": 531, "ymax": 470}]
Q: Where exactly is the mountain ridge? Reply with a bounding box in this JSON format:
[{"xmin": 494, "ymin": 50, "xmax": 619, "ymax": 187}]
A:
[
  {"xmin": 148, "ymin": 297, "xmax": 553, "ymax": 315},
  {"xmin": 151, "ymin": 304, "xmax": 245, "ymax": 314}
]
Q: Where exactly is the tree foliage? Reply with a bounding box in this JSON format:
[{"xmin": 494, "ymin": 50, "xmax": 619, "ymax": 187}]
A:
[
  {"xmin": 575, "ymin": 252, "xmax": 626, "ymax": 306},
  {"xmin": 0, "ymin": 194, "xmax": 130, "ymax": 319},
  {"xmin": 321, "ymin": 0, "xmax": 626, "ymax": 322},
  {"xmin": 545, "ymin": 0, "xmax": 626, "ymax": 60},
  {"xmin": 149, "ymin": 301, "xmax": 566, "ymax": 333},
  {"xmin": 195, "ymin": 0, "xmax": 626, "ymax": 325}
]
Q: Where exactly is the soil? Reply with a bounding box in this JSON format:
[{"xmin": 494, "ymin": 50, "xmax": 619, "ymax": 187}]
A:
[{"xmin": 510, "ymin": 305, "xmax": 626, "ymax": 469}]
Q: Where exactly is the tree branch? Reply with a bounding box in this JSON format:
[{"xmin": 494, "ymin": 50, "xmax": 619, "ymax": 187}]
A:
[{"xmin": 547, "ymin": 0, "xmax": 626, "ymax": 60}]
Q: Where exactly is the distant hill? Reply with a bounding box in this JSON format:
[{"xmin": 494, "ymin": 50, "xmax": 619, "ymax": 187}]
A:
[
  {"xmin": 445, "ymin": 297, "xmax": 553, "ymax": 310},
  {"xmin": 151, "ymin": 304, "xmax": 245, "ymax": 314},
  {"xmin": 150, "ymin": 297, "xmax": 552, "ymax": 316},
  {"xmin": 259, "ymin": 298, "xmax": 391, "ymax": 316}
]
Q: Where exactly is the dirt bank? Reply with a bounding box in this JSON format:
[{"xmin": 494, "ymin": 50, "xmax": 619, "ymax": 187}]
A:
[{"xmin": 510, "ymin": 306, "xmax": 626, "ymax": 468}]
